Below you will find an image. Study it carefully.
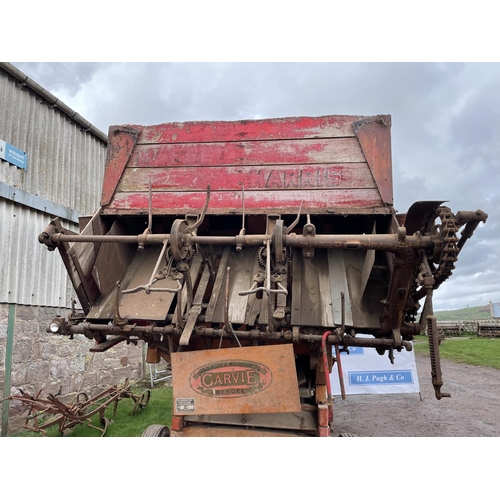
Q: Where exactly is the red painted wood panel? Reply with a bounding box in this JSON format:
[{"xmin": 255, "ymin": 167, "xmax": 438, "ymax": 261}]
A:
[
  {"xmin": 136, "ymin": 115, "xmax": 366, "ymax": 145},
  {"xmin": 100, "ymin": 115, "xmax": 393, "ymax": 214},
  {"xmin": 128, "ymin": 138, "xmax": 365, "ymax": 168},
  {"xmin": 104, "ymin": 188, "xmax": 384, "ymax": 214},
  {"xmin": 116, "ymin": 163, "xmax": 376, "ymax": 192}
]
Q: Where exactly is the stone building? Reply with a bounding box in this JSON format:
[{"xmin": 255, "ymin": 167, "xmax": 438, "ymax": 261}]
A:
[{"xmin": 0, "ymin": 62, "xmax": 144, "ymax": 435}]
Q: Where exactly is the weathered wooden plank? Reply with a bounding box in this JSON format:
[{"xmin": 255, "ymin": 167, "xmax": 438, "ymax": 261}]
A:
[
  {"xmin": 116, "ymin": 163, "xmax": 376, "ymax": 192},
  {"xmin": 106, "ymin": 189, "xmax": 384, "ymax": 214},
  {"xmin": 171, "ymin": 344, "xmax": 300, "ymax": 416},
  {"xmin": 129, "ymin": 138, "xmax": 365, "ymax": 168},
  {"xmin": 173, "ymin": 253, "xmax": 203, "ymax": 324},
  {"xmin": 211, "ymin": 248, "xmax": 255, "ymax": 325},
  {"xmin": 318, "ymin": 254, "xmax": 334, "ymax": 326},
  {"xmin": 118, "ymin": 245, "xmax": 179, "ymax": 321},
  {"xmin": 205, "ymin": 247, "xmax": 231, "ymax": 323},
  {"xmin": 291, "ymin": 249, "xmax": 303, "ymax": 325},
  {"xmin": 184, "ymin": 409, "xmax": 317, "ymax": 431},
  {"xmin": 295, "ymin": 252, "xmax": 323, "ymax": 326},
  {"xmin": 137, "ymin": 115, "xmax": 366, "ymax": 145},
  {"xmin": 227, "ymin": 249, "xmax": 255, "ymax": 325},
  {"xmin": 101, "ymin": 126, "xmax": 139, "ymax": 206},
  {"xmin": 342, "ymin": 249, "xmax": 383, "ymax": 328},
  {"xmin": 359, "ymin": 223, "xmax": 377, "ymax": 301},
  {"xmin": 354, "ymin": 116, "xmax": 393, "ymax": 205},
  {"xmin": 259, "ymin": 287, "xmax": 270, "ymax": 326},
  {"xmin": 58, "ymin": 211, "xmax": 108, "ymax": 312},
  {"xmin": 328, "ymin": 249, "xmax": 353, "ymax": 326},
  {"xmin": 87, "ymin": 244, "xmax": 147, "ymax": 320},
  {"xmin": 91, "ymin": 219, "xmax": 136, "ymax": 296},
  {"xmin": 179, "ymin": 263, "xmax": 212, "ymax": 345}
]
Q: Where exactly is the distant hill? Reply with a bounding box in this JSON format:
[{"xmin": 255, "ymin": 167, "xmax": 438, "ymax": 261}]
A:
[{"xmin": 433, "ymin": 305, "xmax": 492, "ymax": 321}]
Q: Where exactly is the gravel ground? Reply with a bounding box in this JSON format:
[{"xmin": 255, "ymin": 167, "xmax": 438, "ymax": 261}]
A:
[{"xmin": 332, "ymin": 352, "xmax": 500, "ymax": 437}]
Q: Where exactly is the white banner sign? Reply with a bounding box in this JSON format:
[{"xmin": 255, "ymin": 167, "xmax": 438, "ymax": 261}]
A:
[{"xmin": 330, "ymin": 336, "xmax": 420, "ymax": 395}]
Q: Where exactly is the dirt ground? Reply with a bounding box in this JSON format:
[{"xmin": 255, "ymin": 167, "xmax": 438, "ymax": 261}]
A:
[{"xmin": 332, "ymin": 351, "xmax": 500, "ymax": 437}]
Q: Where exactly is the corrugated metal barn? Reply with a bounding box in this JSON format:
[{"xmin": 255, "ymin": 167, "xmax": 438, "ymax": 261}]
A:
[{"xmin": 0, "ymin": 63, "xmax": 144, "ymax": 435}]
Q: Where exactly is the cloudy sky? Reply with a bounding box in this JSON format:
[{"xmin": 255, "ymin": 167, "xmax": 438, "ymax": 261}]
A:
[
  {"xmin": 11, "ymin": 61, "xmax": 499, "ymax": 311},
  {"xmin": 9, "ymin": 0, "xmax": 500, "ymax": 315}
]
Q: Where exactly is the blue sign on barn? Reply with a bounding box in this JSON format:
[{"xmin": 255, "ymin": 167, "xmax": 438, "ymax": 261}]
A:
[{"xmin": 0, "ymin": 139, "xmax": 27, "ymax": 170}]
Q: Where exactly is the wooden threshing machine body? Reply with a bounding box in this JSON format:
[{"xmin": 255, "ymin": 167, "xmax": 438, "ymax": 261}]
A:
[{"xmin": 39, "ymin": 114, "xmax": 487, "ymax": 436}]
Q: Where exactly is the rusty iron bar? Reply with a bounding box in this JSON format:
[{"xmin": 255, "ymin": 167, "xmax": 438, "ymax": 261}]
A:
[
  {"xmin": 334, "ymin": 344, "xmax": 346, "ymax": 400},
  {"xmin": 44, "ymin": 230, "xmax": 439, "ymax": 252},
  {"xmin": 321, "ymin": 331, "xmax": 333, "ymax": 406},
  {"xmin": 65, "ymin": 322, "xmax": 414, "ymax": 350}
]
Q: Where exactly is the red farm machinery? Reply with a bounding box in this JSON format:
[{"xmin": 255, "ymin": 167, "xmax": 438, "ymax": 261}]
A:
[{"xmin": 39, "ymin": 114, "xmax": 487, "ymax": 436}]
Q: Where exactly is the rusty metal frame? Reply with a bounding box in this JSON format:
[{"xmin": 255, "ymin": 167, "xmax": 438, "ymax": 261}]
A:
[
  {"xmin": 38, "ymin": 207, "xmax": 488, "ymax": 402},
  {"xmin": 4, "ymin": 380, "xmax": 150, "ymax": 436}
]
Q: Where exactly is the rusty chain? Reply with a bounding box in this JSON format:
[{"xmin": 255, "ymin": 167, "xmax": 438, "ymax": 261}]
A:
[{"xmin": 432, "ymin": 206, "xmax": 459, "ymax": 290}]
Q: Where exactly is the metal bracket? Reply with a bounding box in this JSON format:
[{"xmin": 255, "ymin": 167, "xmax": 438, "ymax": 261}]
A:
[{"xmin": 302, "ymin": 214, "xmax": 316, "ymax": 259}]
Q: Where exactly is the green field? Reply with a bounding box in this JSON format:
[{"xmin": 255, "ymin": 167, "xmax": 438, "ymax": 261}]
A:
[
  {"xmin": 433, "ymin": 304, "xmax": 492, "ymax": 321},
  {"xmin": 413, "ymin": 335, "xmax": 500, "ymax": 369}
]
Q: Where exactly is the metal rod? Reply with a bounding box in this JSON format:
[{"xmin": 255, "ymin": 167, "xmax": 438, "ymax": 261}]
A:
[
  {"xmin": 1, "ymin": 304, "xmax": 16, "ymax": 436},
  {"xmin": 65, "ymin": 323, "xmax": 413, "ymax": 350},
  {"xmin": 49, "ymin": 231, "xmax": 436, "ymax": 251},
  {"xmin": 266, "ymin": 240, "xmax": 273, "ymax": 334},
  {"xmin": 148, "ymin": 179, "xmax": 153, "ymax": 232},
  {"xmin": 224, "ymin": 267, "xmax": 230, "ymax": 332},
  {"xmin": 335, "ymin": 344, "xmax": 346, "ymax": 400},
  {"xmin": 321, "ymin": 331, "xmax": 333, "ymax": 405}
]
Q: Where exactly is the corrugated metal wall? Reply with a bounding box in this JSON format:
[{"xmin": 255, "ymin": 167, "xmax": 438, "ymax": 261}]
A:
[
  {"xmin": 0, "ymin": 66, "xmax": 108, "ymax": 308},
  {"xmin": 0, "ymin": 71, "xmax": 107, "ymax": 215},
  {"xmin": 0, "ymin": 199, "xmax": 79, "ymax": 306}
]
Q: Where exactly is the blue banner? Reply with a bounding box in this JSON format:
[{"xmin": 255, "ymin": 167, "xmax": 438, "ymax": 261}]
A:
[
  {"xmin": 331, "ymin": 335, "xmax": 420, "ymax": 395},
  {"xmin": 349, "ymin": 370, "xmax": 414, "ymax": 385}
]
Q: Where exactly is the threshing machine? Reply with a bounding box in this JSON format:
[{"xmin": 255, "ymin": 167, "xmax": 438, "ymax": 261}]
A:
[{"xmin": 39, "ymin": 114, "xmax": 487, "ymax": 436}]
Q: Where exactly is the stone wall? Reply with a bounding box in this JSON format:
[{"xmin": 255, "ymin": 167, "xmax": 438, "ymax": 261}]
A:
[{"xmin": 0, "ymin": 303, "xmax": 145, "ymax": 435}]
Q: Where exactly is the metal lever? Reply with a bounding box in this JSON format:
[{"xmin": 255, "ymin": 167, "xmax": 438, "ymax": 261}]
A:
[
  {"xmin": 427, "ymin": 315, "xmax": 451, "ymax": 400},
  {"xmin": 185, "ymin": 184, "xmax": 211, "ymax": 235}
]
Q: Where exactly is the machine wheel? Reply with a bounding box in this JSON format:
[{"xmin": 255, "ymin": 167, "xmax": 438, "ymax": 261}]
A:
[
  {"xmin": 142, "ymin": 424, "xmax": 170, "ymax": 437},
  {"xmin": 133, "ymin": 389, "xmax": 151, "ymax": 416}
]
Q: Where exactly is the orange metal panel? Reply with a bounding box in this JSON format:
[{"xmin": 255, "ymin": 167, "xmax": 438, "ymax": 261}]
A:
[{"xmin": 171, "ymin": 344, "xmax": 300, "ymax": 416}]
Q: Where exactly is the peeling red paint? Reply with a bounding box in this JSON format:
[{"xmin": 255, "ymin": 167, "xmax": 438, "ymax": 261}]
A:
[
  {"xmin": 101, "ymin": 115, "xmax": 393, "ymax": 214},
  {"xmin": 137, "ymin": 115, "xmax": 366, "ymax": 144},
  {"xmin": 107, "ymin": 189, "xmax": 384, "ymax": 214}
]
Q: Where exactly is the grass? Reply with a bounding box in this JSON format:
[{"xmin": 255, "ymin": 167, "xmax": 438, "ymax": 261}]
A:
[
  {"xmin": 11, "ymin": 385, "xmax": 173, "ymax": 437},
  {"xmin": 433, "ymin": 304, "xmax": 492, "ymax": 321},
  {"xmin": 413, "ymin": 335, "xmax": 500, "ymax": 369}
]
